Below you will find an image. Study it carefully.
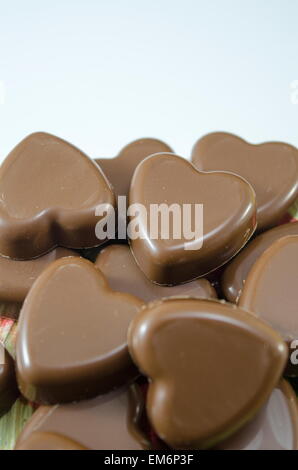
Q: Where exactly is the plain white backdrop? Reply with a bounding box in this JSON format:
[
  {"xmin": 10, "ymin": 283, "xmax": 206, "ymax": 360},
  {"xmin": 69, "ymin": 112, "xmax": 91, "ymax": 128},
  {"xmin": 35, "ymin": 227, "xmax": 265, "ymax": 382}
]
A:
[{"xmin": 0, "ymin": 0, "xmax": 297, "ymax": 163}]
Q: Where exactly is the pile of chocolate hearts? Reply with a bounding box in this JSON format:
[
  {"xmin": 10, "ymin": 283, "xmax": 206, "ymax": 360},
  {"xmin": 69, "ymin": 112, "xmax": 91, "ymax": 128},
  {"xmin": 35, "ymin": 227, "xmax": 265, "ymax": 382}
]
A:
[{"xmin": 0, "ymin": 131, "xmax": 298, "ymax": 450}]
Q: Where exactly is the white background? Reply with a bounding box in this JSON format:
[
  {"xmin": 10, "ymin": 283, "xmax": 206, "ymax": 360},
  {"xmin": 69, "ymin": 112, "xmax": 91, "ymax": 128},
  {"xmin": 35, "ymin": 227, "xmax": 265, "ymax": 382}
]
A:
[{"xmin": 0, "ymin": 0, "xmax": 297, "ymax": 163}]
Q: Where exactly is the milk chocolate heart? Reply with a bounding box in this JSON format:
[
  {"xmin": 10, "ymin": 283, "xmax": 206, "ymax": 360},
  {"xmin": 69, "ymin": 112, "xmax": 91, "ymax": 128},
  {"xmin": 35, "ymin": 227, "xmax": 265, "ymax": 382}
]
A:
[
  {"xmin": 96, "ymin": 138, "xmax": 173, "ymax": 198},
  {"xmin": 16, "ymin": 432, "xmax": 87, "ymax": 450},
  {"xmin": 95, "ymin": 244, "xmax": 217, "ymax": 302},
  {"xmin": 0, "ymin": 132, "xmax": 115, "ymax": 259},
  {"xmin": 128, "ymin": 298, "xmax": 287, "ymax": 449},
  {"xmin": 217, "ymin": 380, "xmax": 298, "ymax": 450},
  {"xmin": 16, "ymin": 257, "xmax": 143, "ymax": 404},
  {"xmin": 16, "ymin": 384, "xmax": 150, "ymax": 450},
  {"xmin": 222, "ymin": 222, "xmax": 298, "ymax": 303},
  {"xmin": 0, "ymin": 344, "xmax": 18, "ymax": 417},
  {"xmin": 191, "ymin": 132, "xmax": 298, "ymax": 231},
  {"xmin": 0, "ymin": 247, "xmax": 78, "ymax": 305},
  {"xmin": 239, "ymin": 236, "xmax": 298, "ymax": 375},
  {"xmin": 129, "ymin": 153, "xmax": 256, "ymax": 285}
]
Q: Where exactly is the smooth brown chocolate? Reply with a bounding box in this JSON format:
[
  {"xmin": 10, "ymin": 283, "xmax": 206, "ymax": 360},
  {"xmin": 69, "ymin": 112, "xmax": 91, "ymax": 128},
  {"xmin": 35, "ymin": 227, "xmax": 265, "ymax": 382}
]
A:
[
  {"xmin": 0, "ymin": 248, "xmax": 78, "ymax": 304},
  {"xmin": 239, "ymin": 236, "xmax": 298, "ymax": 375},
  {"xmin": 95, "ymin": 244, "xmax": 217, "ymax": 302},
  {"xmin": 16, "ymin": 257, "xmax": 143, "ymax": 404},
  {"xmin": 191, "ymin": 132, "xmax": 298, "ymax": 231},
  {"xmin": 96, "ymin": 138, "xmax": 173, "ymax": 198},
  {"xmin": 16, "ymin": 432, "xmax": 87, "ymax": 450},
  {"xmin": 128, "ymin": 298, "xmax": 287, "ymax": 449},
  {"xmin": 222, "ymin": 221, "xmax": 298, "ymax": 303},
  {"xmin": 0, "ymin": 344, "xmax": 18, "ymax": 417},
  {"xmin": 129, "ymin": 153, "xmax": 256, "ymax": 285},
  {"xmin": 16, "ymin": 385, "xmax": 150, "ymax": 450},
  {"xmin": 0, "ymin": 132, "xmax": 115, "ymax": 260},
  {"xmin": 217, "ymin": 380, "xmax": 298, "ymax": 450}
]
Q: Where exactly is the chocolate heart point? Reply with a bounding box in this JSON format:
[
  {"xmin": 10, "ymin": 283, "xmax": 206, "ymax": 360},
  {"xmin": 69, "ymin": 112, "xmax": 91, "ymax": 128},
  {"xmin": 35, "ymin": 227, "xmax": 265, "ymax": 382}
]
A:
[
  {"xmin": 129, "ymin": 153, "xmax": 256, "ymax": 285},
  {"xmin": 0, "ymin": 132, "xmax": 115, "ymax": 259},
  {"xmin": 16, "ymin": 257, "xmax": 143, "ymax": 404},
  {"xmin": 128, "ymin": 298, "xmax": 287, "ymax": 449},
  {"xmin": 192, "ymin": 132, "xmax": 298, "ymax": 231}
]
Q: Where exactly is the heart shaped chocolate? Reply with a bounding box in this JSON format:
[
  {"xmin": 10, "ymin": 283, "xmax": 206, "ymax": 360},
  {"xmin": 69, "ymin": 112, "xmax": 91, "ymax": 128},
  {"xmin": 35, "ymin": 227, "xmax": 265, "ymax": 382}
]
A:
[
  {"xmin": 16, "ymin": 384, "xmax": 150, "ymax": 450},
  {"xmin": 95, "ymin": 244, "xmax": 217, "ymax": 302},
  {"xmin": 222, "ymin": 222, "xmax": 298, "ymax": 303},
  {"xmin": 0, "ymin": 247, "xmax": 78, "ymax": 304},
  {"xmin": 16, "ymin": 257, "xmax": 143, "ymax": 404},
  {"xmin": 129, "ymin": 153, "xmax": 256, "ymax": 285},
  {"xmin": 191, "ymin": 132, "xmax": 298, "ymax": 231},
  {"xmin": 0, "ymin": 344, "xmax": 18, "ymax": 417},
  {"xmin": 0, "ymin": 132, "xmax": 115, "ymax": 259},
  {"xmin": 128, "ymin": 298, "xmax": 287, "ymax": 449},
  {"xmin": 239, "ymin": 235, "xmax": 298, "ymax": 375},
  {"xmin": 96, "ymin": 138, "xmax": 173, "ymax": 198}
]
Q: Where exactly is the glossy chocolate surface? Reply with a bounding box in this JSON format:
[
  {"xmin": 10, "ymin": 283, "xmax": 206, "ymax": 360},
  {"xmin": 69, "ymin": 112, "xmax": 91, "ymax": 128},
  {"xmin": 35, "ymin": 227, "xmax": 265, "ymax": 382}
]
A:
[
  {"xmin": 128, "ymin": 298, "xmax": 287, "ymax": 449},
  {"xmin": 16, "ymin": 257, "xmax": 143, "ymax": 404},
  {"xmin": 191, "ymin": 132, "xmax": 298, "ymax": 231},
  {"xmin": 129, "ymin": 153, "xmax": 256, "ymax": 285},
  {"xmin": 222, "ymin": 222, "xmax": 298, "ymax": 303},
  {"xmin": 95, "ymin": 244, "xmax": 217, "ymax": 302},
  {"xmin": 16, "ymin": 385, "xmax": 150, "ymax": 450},
  {"xmin": 0, "ymin": 344, "xmax": 18, "ymax": 417},
  {"xmin": 96, "ymin": 138, "xmax": 173, "ymax": 198},
  {"xmin": 0, "ymin": 132, "xmax": 115, "ymax": 259},
  {"xmin": 217, "ymin": 380, "xmax": 298, "ymax": 450},
  {"xmin": 239, "ymin": 236, "xmax": 298, "ymax": 374},
  {"xmin": 0, "ymin": 248, "xmax": 78, "ymax": 303},
  {"xmin": 16, "ymin": 432, "xmax": 87, "ymax": 450}
]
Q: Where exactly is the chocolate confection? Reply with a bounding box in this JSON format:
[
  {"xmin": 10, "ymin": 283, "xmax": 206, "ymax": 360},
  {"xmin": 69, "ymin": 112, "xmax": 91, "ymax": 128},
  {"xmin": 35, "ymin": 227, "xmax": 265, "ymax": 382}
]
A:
[
  {"xmin": 96, "ymin": 138, "xmax": 173, "ymax": 198},
  {"xmin": 16, "ymin": 385, "xmax": 150, "ymax": 450},
  {"xmin": 222, "ymin": 222, "xmax": 298, "ymax": 303},
  {"xmin": 191, "ymin": 132, "xmax": 298, "ymax": 231},
  {"xmin": 16, "ymin": 432, "xmax": 87, "ymax": 450},
  {"xmin": 0, "ymin": 344, "xmax": 18, "ymax": 417},
  {"xmin": 217, "ymin": 380, "xmax": 298, "ymax": 450},
  {"xmin": 0, "ymin": 248, "xmax": 78, "ymax": 304},
  {"xmin": 128, "ymin": 298, "xmax": 287, "ymax": 449},
  {"xmin": 16, "ymin": 257, "xmax": 143, "ymax": 404},
  {"xmin": 129, "ymin": 153, "xmax": 256, "ymax": 285},
  {"xmin": 95, "ymin": 244, "xmax": 217, "ymax": 302},
  {"xmin": 239, "ymin": 236, "xmax": 298, "ymax": 375},
  {"xmin": 0, "ymin": 132, "xmax": 115, "ymax": 259}
]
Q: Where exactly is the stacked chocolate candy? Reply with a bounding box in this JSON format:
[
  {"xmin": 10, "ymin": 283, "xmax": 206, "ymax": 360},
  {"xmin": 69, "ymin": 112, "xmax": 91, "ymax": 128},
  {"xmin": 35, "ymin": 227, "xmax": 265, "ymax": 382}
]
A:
[{"xmin": 0, "ymin": 131, "xmax": 297, "ymax": 450}]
